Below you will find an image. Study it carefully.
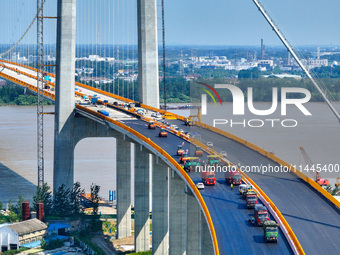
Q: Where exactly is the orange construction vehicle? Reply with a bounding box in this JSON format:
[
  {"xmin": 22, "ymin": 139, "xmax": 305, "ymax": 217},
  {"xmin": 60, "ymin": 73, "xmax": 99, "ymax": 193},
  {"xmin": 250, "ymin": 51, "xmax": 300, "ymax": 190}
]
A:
[
  {"xmin": 148, "ymin": 122, "xmax": 156, "ymax": 129},
  {"xmin": 158, "ymin": 127, "xmax": 168, "ymax": 137}
]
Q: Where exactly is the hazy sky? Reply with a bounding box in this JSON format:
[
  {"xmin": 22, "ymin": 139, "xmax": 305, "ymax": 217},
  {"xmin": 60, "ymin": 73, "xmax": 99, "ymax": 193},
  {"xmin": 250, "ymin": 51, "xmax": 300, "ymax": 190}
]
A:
[{"xmin": 0, "ymin": 0, "xmax": 339, "ymax": 47}]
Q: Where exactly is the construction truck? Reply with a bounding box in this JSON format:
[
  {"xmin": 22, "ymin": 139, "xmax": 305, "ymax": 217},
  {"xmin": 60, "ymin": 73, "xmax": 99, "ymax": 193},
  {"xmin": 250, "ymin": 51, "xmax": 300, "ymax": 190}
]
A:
[
  {"xmin": 245, "ymin": 190, "xmax": 258, "ymax": 208},
  {"xmin": 201, "ymin": 171, "xmax": 216, "ymax": 185},
  {"xmin": 254, "ymin": 204, "xmax": 269, "ymax": 226},
  {"xmin": 263, "ymin": 221, "xmax": 279, "ymax": 242},
  {"xmin": 225, "ymin": 169, "xmax": 242, "ymax": 185}
]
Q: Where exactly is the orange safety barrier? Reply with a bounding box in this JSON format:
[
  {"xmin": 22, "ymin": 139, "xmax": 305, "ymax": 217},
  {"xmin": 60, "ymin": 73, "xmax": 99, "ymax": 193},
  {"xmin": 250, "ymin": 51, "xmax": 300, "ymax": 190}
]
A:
[{"xmin": 76, "ymin": 104, "xmax": 219, "ymax": 255}]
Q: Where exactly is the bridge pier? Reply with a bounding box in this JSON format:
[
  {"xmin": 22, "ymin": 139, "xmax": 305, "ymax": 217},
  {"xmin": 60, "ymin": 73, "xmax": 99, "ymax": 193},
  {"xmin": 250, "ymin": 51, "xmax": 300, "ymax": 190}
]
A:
[
  {"xmin": 201, "ymin": 213, "xmax": 214, "ymax": 255},
  {"xmin": 187, "ymin": 189, "xmax": 202, "ymax": 255},
  {"xmin": 134, "ymin": 145, "xmax": 151, "ymax": 252},
  {"xmin": 54, "ymin": 0, "xmax": 77, "ymax": 192},
  {"xmin": 152, "ymin": 158, "xmax": 169, "ymax": 255},
  {"xmin": 169, "ymin": 172, "xmax": 187, "ymax": 255},
  {"xmin": 116, "ymin": 138, "xmax": 132, "ymax": 238}
]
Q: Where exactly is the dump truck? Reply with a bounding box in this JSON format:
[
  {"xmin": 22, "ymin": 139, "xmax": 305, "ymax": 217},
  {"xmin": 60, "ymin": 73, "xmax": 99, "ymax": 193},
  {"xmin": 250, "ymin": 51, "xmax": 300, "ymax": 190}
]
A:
[
  {"xmin": 225, "ymin": 169, "xmax": 242, "ymax": 185},
  {"xmin": 246, "ymin": 190, "xmax": 258, "ymax": 208},
  {"xmin": 263, "ymin": 221, "xmax": 279, "ymax": 242},
  {"xmin": 201, "ymin": 171, "xmax": 216, "ymax": 185},
  {"xmin": 254, "ymin": 204, "xmax": 269, "ymax": 226}
]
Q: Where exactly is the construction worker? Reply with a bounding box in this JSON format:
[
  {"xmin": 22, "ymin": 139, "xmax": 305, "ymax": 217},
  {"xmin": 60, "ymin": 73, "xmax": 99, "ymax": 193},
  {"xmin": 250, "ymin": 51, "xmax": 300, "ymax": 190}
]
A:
[{"xmin": 231, "ymin": 183, "xmax": 234, "ymax": 190}]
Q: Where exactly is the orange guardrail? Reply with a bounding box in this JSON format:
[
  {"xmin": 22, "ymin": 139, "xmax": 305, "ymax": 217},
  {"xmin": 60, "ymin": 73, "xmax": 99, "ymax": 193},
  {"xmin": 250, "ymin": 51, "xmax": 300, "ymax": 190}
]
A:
[{"xmin": 76, "ymin": 105, "xmax": 219, "ymax": 255}]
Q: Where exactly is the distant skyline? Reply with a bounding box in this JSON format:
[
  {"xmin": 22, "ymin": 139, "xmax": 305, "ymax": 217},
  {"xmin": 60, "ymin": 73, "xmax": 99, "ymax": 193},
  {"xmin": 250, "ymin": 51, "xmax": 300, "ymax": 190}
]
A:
[{"xmin": 0, "ymin": 0, "xmax": 339, "ymax": 47}]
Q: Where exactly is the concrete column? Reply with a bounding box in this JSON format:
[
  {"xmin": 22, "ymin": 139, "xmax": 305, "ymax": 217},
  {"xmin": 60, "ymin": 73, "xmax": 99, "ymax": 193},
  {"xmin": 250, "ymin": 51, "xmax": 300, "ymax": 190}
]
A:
[
  {"xmin": 54, "ymin": 0, "xmax": 77, "ymax": 192},
  {"xmin": 134, "ymin": 145, "xmax": 150, "ymax": 252},
  {"xmin": 187, "ymin": 190, "xmax": 201, "ymax": 255},
  {"xmin": 137, "ymin": 0, "xmax": 159, "ymax": 108},
  {"xmin": 117, "ymin": 139, "xmax": 132, "ymax": 238},
  {"xmin": 169, "ymin": 171, "xmax": 187, "ymax": 255},
  {"xmin": 201, "ymin": 213, "xmax": 214, "ymax": 255},
  {"xmin": 152, "ymin": 158, "xmax": 169, "ymax": 255}
]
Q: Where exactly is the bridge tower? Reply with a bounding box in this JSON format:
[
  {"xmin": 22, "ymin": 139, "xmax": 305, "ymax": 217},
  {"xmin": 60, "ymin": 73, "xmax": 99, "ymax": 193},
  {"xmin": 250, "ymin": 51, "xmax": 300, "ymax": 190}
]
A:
[
  {"xmin": 53, "ymin": 0, "xmax": 76, "ymax": 191},
  {"xmin": 137, "ymin": 0, "xmax": 160, "ymax": 108}
]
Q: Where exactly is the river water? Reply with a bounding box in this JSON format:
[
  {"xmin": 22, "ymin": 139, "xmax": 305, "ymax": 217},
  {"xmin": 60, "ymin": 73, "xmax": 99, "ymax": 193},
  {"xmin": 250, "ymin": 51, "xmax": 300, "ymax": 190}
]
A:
[{"xmin": 0, "ymin": 103, "xmax": 339, "ymax": 203}]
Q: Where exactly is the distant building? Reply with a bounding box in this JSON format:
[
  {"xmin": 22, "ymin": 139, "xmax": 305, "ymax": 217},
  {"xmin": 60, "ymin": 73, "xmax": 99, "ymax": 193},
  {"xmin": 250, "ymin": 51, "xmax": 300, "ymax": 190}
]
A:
[
  {"xmin": 0, "ymin": 219, "xmax": 47, "ymax": 252},
  {"xmin": 257, "ymin": 60, "xmax": 274, "ymax": 71},
  {"xmin": 301, "ymin": 58, "xmax": 328, "ymax": 69}
]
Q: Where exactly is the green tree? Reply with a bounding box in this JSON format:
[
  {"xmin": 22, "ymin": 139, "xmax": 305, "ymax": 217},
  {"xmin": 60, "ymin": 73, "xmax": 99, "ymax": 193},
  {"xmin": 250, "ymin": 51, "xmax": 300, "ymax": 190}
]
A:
[
  {"xmin": 8, "ymin": 211, "xmax": 19, "ymax": 223},
  {"xmin": 0, "ymin": 201, "xmax": 3, "ymax": 210},
  {"xmin": 53, "ymin": 184, "xmax": 72, "ymax": 216},
  {"xmin": 15, "ymin": 195, "xmax": 24, "ymax": 220},
  {"xmin": 70, "ymin": 182, "xmax": 85, "ymax": 215},
  {"xmin": 90, "ymin": 183, "xmax": 100, "ymax": 216},
  {"xmin": 33, "ymin": 183, "xmax": 53, "ymax": 216}
]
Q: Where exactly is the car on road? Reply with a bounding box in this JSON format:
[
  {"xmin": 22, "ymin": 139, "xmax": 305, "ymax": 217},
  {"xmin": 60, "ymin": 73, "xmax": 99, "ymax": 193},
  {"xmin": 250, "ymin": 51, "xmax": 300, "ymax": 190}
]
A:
[{"xmin": 196, "ymin": 182, "xmax": 204, "ymax": 190}]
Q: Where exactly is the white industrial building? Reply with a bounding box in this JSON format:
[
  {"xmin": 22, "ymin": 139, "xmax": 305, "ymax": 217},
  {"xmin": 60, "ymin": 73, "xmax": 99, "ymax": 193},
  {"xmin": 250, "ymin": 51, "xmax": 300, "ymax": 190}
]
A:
[{"xmin": 0, "ymin": 219, "xmax": 47, "ymax": 252}]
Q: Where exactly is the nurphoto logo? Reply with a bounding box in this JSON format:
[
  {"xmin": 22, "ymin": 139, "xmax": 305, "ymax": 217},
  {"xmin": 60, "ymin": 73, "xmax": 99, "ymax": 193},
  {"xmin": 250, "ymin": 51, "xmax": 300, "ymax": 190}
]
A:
[{"xmin": 199, "ymin": 83, "xmax": 312, "ymax": 128}]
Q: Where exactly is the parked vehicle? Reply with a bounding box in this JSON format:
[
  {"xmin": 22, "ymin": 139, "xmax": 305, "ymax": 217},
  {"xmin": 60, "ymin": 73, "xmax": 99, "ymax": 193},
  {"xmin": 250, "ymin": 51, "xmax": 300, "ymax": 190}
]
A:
[
  {"xmin": 158, "ymin": 128, "xmax": 168, "ymax": 137},
  {"xmin": 225, "ymin": 169, "xmax": 242, "ymax": 185},
  {"xmin": 201, "ymin": 171, "xmax": 216, "ymax": 185},
  {"xmin": 263, "ymin": 220, "xmax": 279, "ymax": 242},
  {"xmin": 254, "ymin": 204, "xmax": 269, "ymax": 226},
  {"xmin": 195, "ymin": 146, "xmax": 203, "ymax": 157}
]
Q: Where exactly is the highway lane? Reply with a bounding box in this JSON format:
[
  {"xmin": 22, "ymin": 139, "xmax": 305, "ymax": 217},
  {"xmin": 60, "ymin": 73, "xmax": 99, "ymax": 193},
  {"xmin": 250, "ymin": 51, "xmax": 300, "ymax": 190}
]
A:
[
  {"xmin": 166, "ymin": 119, "xmax": 340, "ymax": 255},
  {"xmin": 121, "ymin": 119, "xmax": 293, "ymax": 255}
]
